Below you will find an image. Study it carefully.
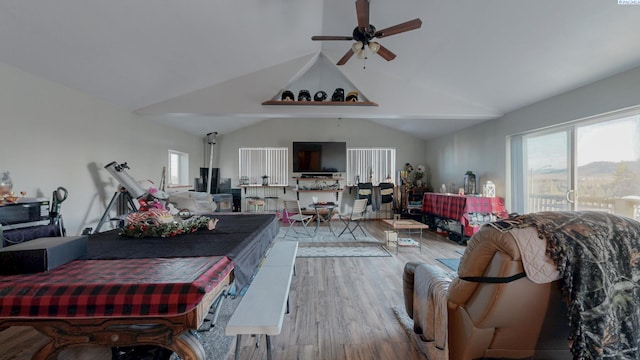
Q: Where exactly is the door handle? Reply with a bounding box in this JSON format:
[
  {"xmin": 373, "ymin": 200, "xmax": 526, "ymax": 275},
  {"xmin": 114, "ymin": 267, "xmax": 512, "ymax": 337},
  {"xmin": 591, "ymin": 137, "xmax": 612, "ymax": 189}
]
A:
[{"xmin": 566, "ymin": 189, "xmax": 575, "ymax": 204}]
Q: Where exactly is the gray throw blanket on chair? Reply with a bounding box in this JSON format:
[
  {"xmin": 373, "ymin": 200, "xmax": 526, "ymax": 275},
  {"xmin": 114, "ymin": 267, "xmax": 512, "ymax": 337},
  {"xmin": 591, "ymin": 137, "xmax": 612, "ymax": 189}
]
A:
[{"xmin": 490, "ymin": 211, "xmax": 640, "ymax": 359}]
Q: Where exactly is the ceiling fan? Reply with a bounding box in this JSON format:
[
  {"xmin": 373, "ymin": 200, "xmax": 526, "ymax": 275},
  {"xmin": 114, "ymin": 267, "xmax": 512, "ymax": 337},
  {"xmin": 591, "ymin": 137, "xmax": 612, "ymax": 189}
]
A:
[{"xmin": 311, "ymin": 0, "xmax": 422, "ymax": 66}]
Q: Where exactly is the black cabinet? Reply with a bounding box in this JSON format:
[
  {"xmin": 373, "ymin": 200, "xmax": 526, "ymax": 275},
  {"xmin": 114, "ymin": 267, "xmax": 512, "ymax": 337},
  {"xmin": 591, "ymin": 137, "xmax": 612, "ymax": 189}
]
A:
[{"xmin": 230, "ymin": 188, "xmax": 242, "ymax": 212}]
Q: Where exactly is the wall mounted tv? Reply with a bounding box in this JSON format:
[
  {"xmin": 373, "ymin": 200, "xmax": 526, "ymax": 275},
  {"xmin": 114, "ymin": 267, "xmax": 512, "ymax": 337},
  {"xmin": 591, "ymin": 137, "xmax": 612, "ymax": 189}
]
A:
[{"xmin": 292, "ymin": 141, "xmax": 347, "ymax": 173}]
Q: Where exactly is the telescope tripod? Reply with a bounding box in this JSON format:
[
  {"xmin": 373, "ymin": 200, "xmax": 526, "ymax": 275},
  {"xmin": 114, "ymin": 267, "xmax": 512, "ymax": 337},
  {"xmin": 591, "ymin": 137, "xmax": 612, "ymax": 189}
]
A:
[{"xmin": 94, "ymin": 189, "xmax": 138, "ymax": 234}]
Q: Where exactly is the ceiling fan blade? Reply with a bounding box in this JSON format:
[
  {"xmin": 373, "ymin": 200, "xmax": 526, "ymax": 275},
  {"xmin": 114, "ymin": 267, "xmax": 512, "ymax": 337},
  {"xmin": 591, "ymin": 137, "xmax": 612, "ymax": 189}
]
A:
[
  {"xmin": 374, "ymin": 18, "xmax": 422, "ymax": 38},
  {"xmin": 337, "ymin": 48, "xmax": 355, "ymax": 65},
  {"xmin": 355, "ymin": 0, "xmax": 370, "ymax": 31},
  {"xmin": 312, "ymin": 35, "xmax": 354, "ymax": 41},
  {"xmin": 375, "ymin": 44, "xmax": 396, "ymax": 61}
]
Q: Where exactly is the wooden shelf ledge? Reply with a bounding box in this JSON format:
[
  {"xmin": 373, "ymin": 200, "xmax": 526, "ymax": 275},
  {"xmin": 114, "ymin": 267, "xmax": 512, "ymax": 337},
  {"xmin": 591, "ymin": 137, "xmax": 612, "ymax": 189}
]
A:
[
  {"xmin": 262, "ymin": 100, "xmax": 378, "ymax": 106},
  {"xmin": 295, "ymin": 189, "xmax": 343, "ymax": 192}
]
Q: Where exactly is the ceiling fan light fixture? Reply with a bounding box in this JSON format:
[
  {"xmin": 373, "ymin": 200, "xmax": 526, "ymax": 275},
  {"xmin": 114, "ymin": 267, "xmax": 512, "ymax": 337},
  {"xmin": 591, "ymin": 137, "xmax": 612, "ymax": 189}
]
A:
[{"xmin": 311, "ymin": 1, "xmax": 422, "ymax": 66}]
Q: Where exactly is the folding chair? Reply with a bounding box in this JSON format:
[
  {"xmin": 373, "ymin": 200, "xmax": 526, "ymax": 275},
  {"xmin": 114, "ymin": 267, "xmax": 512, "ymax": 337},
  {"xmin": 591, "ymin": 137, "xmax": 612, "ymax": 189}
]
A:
[
  {"xmin": 337, "ymin": 198, "xmax": 369, "ymax": 240},
  {"xmin": 282, "ymin": 200, "xmax": 314, "ymax": 238}
]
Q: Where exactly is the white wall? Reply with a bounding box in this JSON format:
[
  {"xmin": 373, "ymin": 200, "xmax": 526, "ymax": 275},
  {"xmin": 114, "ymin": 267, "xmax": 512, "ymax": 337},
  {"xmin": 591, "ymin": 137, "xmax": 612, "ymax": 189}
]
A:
[
  {"xmin": 214, "ymin": 117, "xmax": 427, "ymax": 208},
  {"xmin": 1, "ymin": 62, "xmax": 204, "ymax": 235},
  {"xmin": 216, "ymin": 117, "xmax": 427, "ymax": 184},
  {"xmin": 10, "ymin": 58, "xmax": 637, "ymax": 232},
  {"xmin": 425, "ymin": 65, "xmax": 640, "ymax": 211}
]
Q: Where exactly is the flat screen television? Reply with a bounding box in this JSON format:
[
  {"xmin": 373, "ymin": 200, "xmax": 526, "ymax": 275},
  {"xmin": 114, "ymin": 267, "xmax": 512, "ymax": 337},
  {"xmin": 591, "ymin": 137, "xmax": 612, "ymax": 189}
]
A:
[{"xmin": 292, "ymin": 141, "xmax": 347, "ymax": 173}]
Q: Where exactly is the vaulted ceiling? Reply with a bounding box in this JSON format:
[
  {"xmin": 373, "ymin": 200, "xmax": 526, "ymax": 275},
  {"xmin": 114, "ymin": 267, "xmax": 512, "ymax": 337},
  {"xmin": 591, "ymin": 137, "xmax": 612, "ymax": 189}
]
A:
[{"xmin": 2, "ymin": 0, "xmax": 640, "ymax": 139}]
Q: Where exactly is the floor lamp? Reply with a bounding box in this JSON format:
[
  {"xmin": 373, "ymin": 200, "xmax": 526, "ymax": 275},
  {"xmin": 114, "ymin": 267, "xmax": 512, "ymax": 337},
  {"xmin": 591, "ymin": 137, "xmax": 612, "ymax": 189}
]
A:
[{"xmin": 206, "ymin": 132, "xmax": 218, "ymax": 194}]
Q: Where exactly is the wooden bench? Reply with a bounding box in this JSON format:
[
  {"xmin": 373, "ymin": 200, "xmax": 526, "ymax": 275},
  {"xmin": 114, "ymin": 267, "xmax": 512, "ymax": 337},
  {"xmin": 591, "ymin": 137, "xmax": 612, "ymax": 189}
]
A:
[{"xmin": 225, "ymin": 241, "xmax": 298, "ymax": 360}]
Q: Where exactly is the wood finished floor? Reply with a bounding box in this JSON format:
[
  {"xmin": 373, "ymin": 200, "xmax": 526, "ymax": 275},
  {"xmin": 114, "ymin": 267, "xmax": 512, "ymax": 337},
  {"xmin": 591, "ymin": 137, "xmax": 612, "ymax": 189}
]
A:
[{"xmin": 0, "ymin": 220, "xmax": 465, "ymax": 360}]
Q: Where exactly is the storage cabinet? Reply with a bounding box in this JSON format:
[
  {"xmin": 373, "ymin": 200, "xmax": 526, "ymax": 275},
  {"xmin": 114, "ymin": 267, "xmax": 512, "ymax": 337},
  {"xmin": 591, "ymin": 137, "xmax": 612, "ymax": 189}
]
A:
[{"xmin": 400, "ymin": 185, "xmax": 429, "ymax": 215}]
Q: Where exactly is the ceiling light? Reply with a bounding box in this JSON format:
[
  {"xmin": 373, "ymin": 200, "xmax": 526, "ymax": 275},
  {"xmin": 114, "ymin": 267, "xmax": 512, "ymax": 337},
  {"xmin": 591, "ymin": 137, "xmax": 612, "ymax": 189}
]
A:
[
  {"xmin": 351, "ymin": 41, "xmax": 363, "ymax": 53},
  {"xmin": 351, "ymin": 41, "xmax": 366, "ymax": 59},
  {"xmin": 368, "ymin": 42, "xmax": 380, "ymax": 53}
]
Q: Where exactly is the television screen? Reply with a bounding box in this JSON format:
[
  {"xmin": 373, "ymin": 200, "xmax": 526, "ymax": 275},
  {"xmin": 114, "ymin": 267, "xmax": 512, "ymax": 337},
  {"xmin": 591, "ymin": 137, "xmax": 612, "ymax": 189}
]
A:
[{"xmin": 293, "ymin": 142, "xmax": 346, "ymax": 173}]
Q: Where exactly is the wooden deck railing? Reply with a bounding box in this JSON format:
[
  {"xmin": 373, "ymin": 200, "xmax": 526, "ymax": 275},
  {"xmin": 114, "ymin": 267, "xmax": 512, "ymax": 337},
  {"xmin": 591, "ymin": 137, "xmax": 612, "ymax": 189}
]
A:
[{"xmin": 528, "ymin": 194, "xmax": 639, "ymax": 220}]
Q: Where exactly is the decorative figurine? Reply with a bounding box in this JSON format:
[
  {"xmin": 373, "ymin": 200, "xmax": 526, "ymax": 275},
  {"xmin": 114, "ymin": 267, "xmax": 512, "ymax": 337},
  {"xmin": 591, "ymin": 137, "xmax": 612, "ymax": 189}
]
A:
[{"xmin": 0, "ymin": 171, "xmax": 13, "ymax": 196}]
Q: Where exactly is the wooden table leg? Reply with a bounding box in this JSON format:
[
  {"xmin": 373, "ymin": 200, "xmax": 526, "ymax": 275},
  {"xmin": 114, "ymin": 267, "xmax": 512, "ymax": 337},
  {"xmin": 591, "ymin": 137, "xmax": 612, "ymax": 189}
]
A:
[
  {"xmin": 30, "ymin": 323, "xmax": 207, "ymax": 360},
  {"xmin": 31, "ymin": 338, "xmax": 63, "ymax": 360},
  {"xmin": 166, "ymin": 331, "xmax": 206, "ymax": 360}
]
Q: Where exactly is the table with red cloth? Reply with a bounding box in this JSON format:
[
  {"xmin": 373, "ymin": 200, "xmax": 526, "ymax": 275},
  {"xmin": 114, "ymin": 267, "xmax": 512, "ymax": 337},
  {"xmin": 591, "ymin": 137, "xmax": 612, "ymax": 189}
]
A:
[
  {"xmin": 0, "ymin": 256, "xmax": 233, "ymax": 359},
  {"xmin": 0, "ymin": 213, "xmax": 278, "ymax": 359},
  {"xmin": 422, "ymin": 193, "xmax": 509, "ymax": 237}
]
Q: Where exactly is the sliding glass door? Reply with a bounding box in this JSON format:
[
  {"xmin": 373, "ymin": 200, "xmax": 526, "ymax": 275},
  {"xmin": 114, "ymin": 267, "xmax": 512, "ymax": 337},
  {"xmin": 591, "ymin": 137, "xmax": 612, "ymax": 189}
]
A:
[
  {"xmin": 523, "ymin": 129, "xmax": 573, "ymax": 213},
  {"xmin": 516, "ymin": 110, "xmax": 640, "ymax": 220},
  {"xmin": 575, "ymin": 115, "xmax": 640, "ymax": 216}
]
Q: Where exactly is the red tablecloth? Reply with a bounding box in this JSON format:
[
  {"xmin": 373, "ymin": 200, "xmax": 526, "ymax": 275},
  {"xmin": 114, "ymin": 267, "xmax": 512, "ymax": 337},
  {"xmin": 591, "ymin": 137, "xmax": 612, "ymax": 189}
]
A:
[
  {"xmin": 0, "ymin": 256, "xmax": 233, "ymax": 319},
  {"xmin": 422, "ymin": 193, "xmax": 509, "ymax": 235}
]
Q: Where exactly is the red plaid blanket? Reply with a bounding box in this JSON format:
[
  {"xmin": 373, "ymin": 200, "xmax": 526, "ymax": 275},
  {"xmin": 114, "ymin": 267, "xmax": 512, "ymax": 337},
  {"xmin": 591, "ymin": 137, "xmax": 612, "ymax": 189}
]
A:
[
  {"xmin": 422, "ymin": 193, "xmax": 508, "ymax": 226},
  {"xmin": 0, "ymin": 256, "xmax": 233, "ymax": 318}
]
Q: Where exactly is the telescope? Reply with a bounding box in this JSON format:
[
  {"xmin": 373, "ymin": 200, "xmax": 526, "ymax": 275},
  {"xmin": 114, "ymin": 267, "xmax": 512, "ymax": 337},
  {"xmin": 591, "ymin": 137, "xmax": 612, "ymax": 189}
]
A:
[
  {"xmin": 96, "ymin": 161, "xmax": 157, "ymax": 233},
  {"xmin": 104, "ymin": 161, "xmax": 147, "ymax": 198}
]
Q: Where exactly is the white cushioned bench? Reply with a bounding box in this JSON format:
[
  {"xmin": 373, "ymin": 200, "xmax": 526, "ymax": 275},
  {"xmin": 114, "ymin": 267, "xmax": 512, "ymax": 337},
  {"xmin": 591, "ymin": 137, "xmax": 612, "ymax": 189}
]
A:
[{"xmin": 225, "ymin": 241, "xmax": 298, "ymax": 360}]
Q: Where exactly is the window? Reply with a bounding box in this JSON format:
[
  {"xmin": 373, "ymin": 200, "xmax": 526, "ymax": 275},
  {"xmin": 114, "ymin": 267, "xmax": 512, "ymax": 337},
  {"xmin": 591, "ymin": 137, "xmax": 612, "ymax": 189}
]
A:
[
  {"xmin": 239, "ymin": 147, "xmax": 288, "ymax": 185},
  {"xmin": 510, "ymin": 109, "xmax": 640, "ymax": 220},
  {"xmin": 346, "ymin": 148, "xmax": 396, "ymax": 186},
  {"xmin": 168, "ymin": 150, "xmax": 189, "ymax": 186}
]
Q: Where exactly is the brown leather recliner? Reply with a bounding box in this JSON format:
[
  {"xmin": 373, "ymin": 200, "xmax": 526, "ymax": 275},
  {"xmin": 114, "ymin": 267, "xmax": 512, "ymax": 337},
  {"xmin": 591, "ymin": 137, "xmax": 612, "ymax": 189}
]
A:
[{"xmin": 404, "ymin": 225, "xmax": 572, "ymax": 360}]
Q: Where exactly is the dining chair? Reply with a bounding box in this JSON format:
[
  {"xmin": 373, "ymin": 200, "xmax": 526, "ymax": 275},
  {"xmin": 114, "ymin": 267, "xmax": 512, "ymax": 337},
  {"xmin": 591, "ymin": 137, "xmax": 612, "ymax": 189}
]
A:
[
  {"xmin": 378, "ymin": 182, "xmax": 395, "ymax": 218},
  {"xmin": 282, "ymin": 200, "xmax": 314, "ymax": 238},
  {"xmin": 337, "ymin": 198, "xmax": 369, "ymax": 240},
  {"xmin": 357, "ymin": 182, "xmax": 374, "ymax": 206}
]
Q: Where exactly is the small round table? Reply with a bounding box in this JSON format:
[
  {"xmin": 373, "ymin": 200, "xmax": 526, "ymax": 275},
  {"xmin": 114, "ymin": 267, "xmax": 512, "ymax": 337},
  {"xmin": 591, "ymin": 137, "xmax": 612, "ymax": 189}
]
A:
[{"xmin": 308, "ymin": 202, "xmax": 337, "ymax": 236}]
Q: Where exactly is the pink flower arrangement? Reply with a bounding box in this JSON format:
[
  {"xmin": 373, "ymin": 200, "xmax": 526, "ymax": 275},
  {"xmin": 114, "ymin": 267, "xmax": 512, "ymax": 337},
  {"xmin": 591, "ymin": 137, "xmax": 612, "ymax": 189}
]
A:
[
  {"xmin": 135, "ymin": 180, "xmax": 169, "ymax": 212},
  {"xmin": 138, "ymin": 197, "xmax": 165, "ymax": 211}
]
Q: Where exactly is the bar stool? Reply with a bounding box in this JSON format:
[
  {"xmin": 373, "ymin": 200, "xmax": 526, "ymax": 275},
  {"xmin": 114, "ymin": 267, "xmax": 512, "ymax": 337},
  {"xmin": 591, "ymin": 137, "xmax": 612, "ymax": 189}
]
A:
[
  {"xmin": 247, "ymin": 198, "xmax": 265, "ymax": 212},
  {"xmin": 244, "ymin": 186, "xmax": 264, "ymax": 212}
]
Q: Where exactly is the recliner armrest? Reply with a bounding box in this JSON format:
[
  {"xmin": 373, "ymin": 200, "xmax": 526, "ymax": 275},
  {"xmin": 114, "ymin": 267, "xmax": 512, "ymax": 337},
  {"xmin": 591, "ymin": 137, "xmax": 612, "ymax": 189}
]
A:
[
  {"xmin": 448, "ymin": 225, "xmax": 522, "ymax": 307},
  {"xmin": 413, "ymin": 264, "xmax": 456, "ymax": 349}
]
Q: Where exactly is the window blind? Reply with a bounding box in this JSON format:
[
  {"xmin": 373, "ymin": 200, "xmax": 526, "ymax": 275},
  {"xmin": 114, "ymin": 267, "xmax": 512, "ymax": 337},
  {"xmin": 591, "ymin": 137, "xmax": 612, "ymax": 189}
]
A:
[
  {"xmin": 346, "ymin": 148, "xmax": 396, "ymax": 186},
  {"xmin": 239, "ymin": 147, "xmax": 289, "ymax": 186}
]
